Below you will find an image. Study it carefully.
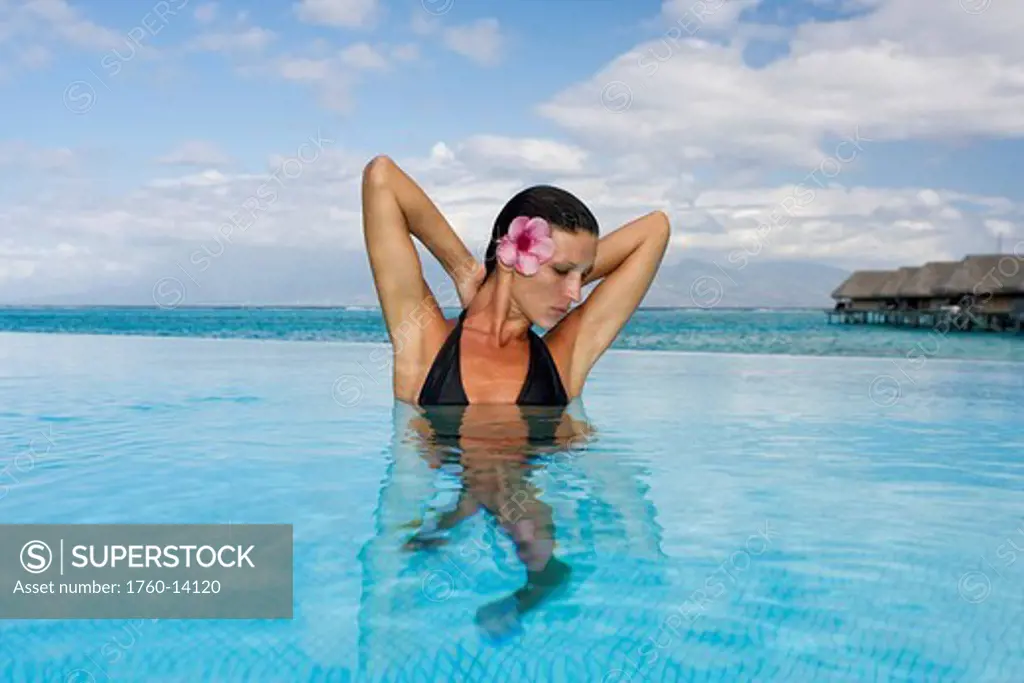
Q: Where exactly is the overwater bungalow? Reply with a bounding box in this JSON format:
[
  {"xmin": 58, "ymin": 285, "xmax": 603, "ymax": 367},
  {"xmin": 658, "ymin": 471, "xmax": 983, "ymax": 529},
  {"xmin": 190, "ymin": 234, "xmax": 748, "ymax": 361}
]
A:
[
  {"xmin": 935, "ymin": 254, "xmax": 1024, "ymax": 316},
  {"xmin": 876, "ymin": 266, "xmax": 920, "ymax": 310},
  {"xmin": 897, "ymin": 261, "xmax": 963, "ymax": 310},
  {"xmin": 827, "ymin": 254, "xmax": 1024, "ymax": 332},
  {"xmin": 829, "ymin": 270, "xmax": 894, "ymax": 320}
]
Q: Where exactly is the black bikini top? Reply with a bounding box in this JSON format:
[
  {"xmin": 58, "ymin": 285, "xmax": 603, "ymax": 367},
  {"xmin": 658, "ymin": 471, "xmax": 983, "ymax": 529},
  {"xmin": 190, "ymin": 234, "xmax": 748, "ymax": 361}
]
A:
[{"xmin": 417, "ymin": 309, "xmax": 569, "ymax": 406}]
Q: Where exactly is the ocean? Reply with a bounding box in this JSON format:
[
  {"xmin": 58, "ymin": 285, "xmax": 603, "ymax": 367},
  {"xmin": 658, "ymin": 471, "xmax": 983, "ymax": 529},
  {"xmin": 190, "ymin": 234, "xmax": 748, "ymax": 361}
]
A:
[{"xmin": 1, "ymin": 306, "xmax": 1022, "ymax": 364}]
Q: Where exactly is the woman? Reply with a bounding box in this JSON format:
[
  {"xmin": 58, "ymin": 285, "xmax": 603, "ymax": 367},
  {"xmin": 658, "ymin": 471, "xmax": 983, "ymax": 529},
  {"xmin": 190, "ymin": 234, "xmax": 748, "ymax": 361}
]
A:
[{"xmin": 361, "ymin": 154, "xmax": 671, "ymax": 407}]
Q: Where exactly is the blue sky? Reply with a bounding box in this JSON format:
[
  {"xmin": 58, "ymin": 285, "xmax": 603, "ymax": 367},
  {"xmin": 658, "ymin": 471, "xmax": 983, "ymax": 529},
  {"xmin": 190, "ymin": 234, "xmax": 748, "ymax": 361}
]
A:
[
  {"xmin": 8, "ymin": 0, "xmax": 663, "ymax": 171},
  {"xmin": 1, "ymin": 0, "xmax": 1023, "ymax": 304}
]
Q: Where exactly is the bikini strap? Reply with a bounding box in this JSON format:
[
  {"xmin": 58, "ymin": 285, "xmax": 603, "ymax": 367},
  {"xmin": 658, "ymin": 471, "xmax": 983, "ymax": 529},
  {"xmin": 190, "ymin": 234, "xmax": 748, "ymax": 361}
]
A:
[{"xmin": 417, "ymin": 309, "xmax": 469, "ymax": 405}]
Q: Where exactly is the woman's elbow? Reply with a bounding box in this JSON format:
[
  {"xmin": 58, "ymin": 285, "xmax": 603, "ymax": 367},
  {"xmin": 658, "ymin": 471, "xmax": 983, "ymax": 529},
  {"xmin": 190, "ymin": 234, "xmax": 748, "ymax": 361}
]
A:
[
  {"xmin": 362, "ymin": 154, "xmax": 394, "ymax": 190},
  {"xmin": 647, "ymin": 210, "xmax": 671, "ymax": 244}
]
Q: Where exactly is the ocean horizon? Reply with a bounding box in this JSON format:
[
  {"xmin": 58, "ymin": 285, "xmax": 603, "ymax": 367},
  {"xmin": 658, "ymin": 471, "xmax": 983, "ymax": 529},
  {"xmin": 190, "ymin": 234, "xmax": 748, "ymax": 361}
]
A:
[
  {"xmin": 2, "ymin": 306, "xmax": 1021, "ymax": 364},
  {"xmin": 0, "ymin": 304, "xmax": 827, "ymax": 310}
]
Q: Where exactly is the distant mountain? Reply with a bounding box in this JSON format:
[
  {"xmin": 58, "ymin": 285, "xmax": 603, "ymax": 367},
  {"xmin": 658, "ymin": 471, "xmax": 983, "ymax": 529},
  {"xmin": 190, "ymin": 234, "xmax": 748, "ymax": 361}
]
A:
[
  {"xmin": 4, "ymin": 245, "xmax": 849, "ymax": 309},
  {"xmin": 7, "ymin": 247, "xmax": 380, "ymax": 308},
  {"xmin": 640, "ymin": 258, "xmax": 850, "ymax": 308}
]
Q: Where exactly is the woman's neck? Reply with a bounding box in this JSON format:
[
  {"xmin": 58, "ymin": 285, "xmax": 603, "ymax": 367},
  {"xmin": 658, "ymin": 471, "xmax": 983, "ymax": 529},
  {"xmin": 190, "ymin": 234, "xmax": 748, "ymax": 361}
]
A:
[{"xmin": 463, "ymin": 277, "xmax": 531, "ymax": 346}]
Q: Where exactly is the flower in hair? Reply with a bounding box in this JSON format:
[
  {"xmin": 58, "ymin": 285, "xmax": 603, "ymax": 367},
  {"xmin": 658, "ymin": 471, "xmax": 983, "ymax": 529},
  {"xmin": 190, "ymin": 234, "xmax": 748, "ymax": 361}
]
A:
[{"xmin": 496, "ymin": 216, "xmax": 555, "ymax": 276}]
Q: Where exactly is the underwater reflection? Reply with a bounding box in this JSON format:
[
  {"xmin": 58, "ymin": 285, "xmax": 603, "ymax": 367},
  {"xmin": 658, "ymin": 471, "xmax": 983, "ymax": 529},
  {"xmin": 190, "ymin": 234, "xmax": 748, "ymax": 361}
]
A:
[
  {"xmin": 356, "ymin": 399, "xmax": 669, "ymax": 680},
  {"xmin": 401, "ymin": 401, "xmax": 596, "ymax": 640}
]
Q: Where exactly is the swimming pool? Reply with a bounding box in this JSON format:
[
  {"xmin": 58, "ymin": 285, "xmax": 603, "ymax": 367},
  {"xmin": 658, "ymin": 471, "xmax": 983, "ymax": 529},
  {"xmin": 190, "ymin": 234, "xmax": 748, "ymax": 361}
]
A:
[{"xmin": 1, "ymin": 331, "xmax": 1021, "ymax": 681}]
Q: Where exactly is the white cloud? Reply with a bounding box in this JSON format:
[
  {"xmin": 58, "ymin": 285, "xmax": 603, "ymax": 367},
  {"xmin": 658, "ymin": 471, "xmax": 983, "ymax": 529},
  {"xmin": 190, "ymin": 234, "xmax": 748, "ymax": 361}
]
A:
[
  {"xmin": 661, "ymin": 0, "xmax": 762, "ymax": 33},
  {"xmin": 391, "ymin": 43, "xmax": 419, "ymax": 62},
  {"xmin": 4, "ymin": 0, "xmax": 1023, "ymax": 303},
  {"xmin": 277, "ymin": 56, "xmax": 332, "ymax": 82},
  {"xmin": 273, "ymin": 42, "xmax": 397, "ymax": 112},
  {"xmin": 18, "ymin": 44, "xmax": 50, "ymax": 67},
  {"xmin": 683, "ymin": 184, "xmax": 1021, "ymax": 266},
  {"xmin": 189, "ymin": 26, "xmax": 275, "ymax": 53},
  {"xmin": 21, "ymin": 0, "xmax": 122, "ymax": 50},
  {"xmin": 0, "ymin": 141, "xmax": 78, "ymax": 171},
  {"xmin": 457, "ymin": 136, "xmax": 589, "ymax": 174},
  {"xmin": 339, "ymin": 42, "xmax": 387, "ymax": 70},
  {"xmin": 294, "ymin": 0, "xmax": 378, "ymax": 28},
  {"xmin": 0, "ymin": 0, "xmax": 188, "ymax": 76},
  {"xmin": 410, "ymin": 12, "xmax": 439, "ymax": 37},
  {"xmin": 3, "ymin": 136, "xmax": 1021, "ymax": 303},
  {"xmin": 430, "ymin": 142, "xmax": 456, "ymax": 164},
  {"xmin": 410, "ymin": 12, "xmax": 504, "ymax": 65},
  {"xmin": 155, "ymin": 141, "xmax": 232, "ymax": 168},
  {"xmin": 539, "ymin": 0, "xmax": 1024, "ymax": 167},
  {"xmin": 442, "ymin": 18, "xmax": 503, "ymax": 66},
  {"xmin": 146, "ymin": 169, "xmax": 241, "ymax": 188},
  {"xmin": 985, "ymin": 219, "xmax": 1015, "ymax": 237},
  {"xmin": 194, "ymin": 3, "xmax": 218, "ymax": 24}
]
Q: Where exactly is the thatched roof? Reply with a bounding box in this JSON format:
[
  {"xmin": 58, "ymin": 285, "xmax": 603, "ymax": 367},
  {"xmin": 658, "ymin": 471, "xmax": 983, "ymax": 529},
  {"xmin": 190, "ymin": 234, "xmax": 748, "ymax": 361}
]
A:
[
  {"xmin": 898, "ymin": 261, "xmax": 963, "ymax": 298},
  {"xmin": 876, "ymin": 266, "xmax": 919, "ymax": 298},
  {"xmin": 831, "ymin": 270, "xmax": 894, "ymax": 299},
  {"xmin": 935, "ymin": 254, "xmax": 1024, "ymax": 296}
]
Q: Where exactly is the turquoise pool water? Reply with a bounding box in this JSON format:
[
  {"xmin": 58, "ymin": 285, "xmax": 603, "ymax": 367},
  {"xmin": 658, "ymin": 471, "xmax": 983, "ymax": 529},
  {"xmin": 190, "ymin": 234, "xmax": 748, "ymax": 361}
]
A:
[{"xmin": 1, "ymin": 331, "xmax": 1022, "ymax": 682}]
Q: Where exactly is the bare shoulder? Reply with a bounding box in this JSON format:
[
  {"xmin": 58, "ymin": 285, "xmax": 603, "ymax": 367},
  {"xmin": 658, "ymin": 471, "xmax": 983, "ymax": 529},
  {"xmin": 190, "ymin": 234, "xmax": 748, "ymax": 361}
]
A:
[{"xmin": 391, "ymin": 308, "xmax": 458, "ymax": 404}]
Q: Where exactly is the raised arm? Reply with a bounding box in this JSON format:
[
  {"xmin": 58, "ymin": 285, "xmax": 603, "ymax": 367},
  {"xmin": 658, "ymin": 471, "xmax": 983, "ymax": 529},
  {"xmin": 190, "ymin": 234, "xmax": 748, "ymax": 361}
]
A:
[
  {"xmin": 580, "ymin": 211, "xmax": 669, "ymax": 288},
  {"xmin": 361, "ymin": 155, "xmax": 479, "ymax": 345},
  {"xmin": 552, "ymin": 211, "xmax": 671, "ymax": 393}
]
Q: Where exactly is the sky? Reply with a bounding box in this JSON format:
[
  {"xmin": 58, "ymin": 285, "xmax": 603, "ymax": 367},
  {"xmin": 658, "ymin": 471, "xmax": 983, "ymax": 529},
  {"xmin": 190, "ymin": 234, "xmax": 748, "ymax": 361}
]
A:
[{"xmin": 1, "ymin": 0, "xmax": 1023, "ymax": 305}]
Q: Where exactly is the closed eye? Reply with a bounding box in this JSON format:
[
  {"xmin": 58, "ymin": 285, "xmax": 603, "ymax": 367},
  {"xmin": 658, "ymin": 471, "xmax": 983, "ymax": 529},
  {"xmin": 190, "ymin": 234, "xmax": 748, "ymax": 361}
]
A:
[{"xmin": 555, "ymin": 265, "xmax": 593, "ymax": 279}]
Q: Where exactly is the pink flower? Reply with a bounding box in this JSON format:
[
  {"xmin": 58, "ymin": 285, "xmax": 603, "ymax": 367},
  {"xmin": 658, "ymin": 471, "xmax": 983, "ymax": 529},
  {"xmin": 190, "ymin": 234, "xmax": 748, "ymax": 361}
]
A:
[{"xmin": 496, "ymin": 216, "xmax": 556, "ymax": 276}]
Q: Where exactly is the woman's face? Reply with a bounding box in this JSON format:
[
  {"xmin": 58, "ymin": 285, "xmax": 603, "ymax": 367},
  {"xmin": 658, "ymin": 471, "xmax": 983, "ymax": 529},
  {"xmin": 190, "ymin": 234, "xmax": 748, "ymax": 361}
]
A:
[{"xmin": 512, "ymin": 227, "xmax": 598, "ymax": 329}]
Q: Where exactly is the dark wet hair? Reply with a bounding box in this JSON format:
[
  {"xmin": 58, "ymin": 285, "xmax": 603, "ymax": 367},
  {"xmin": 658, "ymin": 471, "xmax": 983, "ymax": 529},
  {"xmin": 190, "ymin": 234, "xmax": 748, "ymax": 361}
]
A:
[{"xmin": 483, "ymin": 185, "xmax": 599, "ymax": 280}]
